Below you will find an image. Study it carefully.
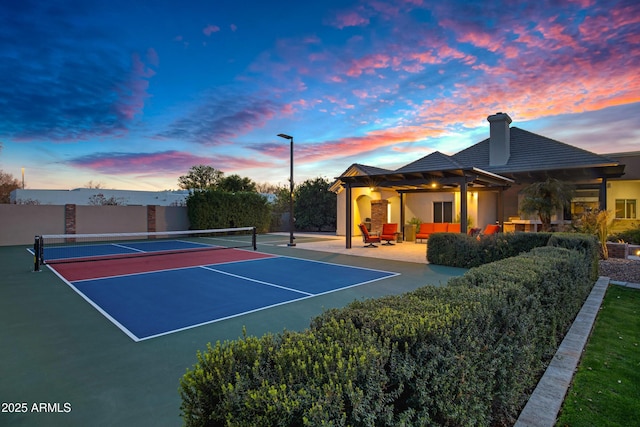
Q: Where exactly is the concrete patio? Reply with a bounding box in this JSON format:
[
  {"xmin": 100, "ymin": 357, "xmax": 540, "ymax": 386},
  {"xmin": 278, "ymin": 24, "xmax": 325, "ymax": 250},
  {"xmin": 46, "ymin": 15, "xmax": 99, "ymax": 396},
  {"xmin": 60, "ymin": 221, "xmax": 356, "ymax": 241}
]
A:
[{"xmin": 270, "ymin": 232, "xmax": 429, "ymax": 264}]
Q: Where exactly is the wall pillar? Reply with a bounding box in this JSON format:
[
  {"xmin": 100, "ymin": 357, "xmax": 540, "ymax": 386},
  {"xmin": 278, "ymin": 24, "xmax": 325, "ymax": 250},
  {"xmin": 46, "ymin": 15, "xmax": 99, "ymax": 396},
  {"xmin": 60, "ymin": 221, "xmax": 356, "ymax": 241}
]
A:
[
  {"xmin": 64, "ymin": 204, "xmax": 76, "ymax": 234},
  {"xmin": 147, "ymin": 205, "xmax": 157, "ymax": 234},
  {"xmin": 370, "ymin": 199, "xmax": 389, "ymax": 234}
]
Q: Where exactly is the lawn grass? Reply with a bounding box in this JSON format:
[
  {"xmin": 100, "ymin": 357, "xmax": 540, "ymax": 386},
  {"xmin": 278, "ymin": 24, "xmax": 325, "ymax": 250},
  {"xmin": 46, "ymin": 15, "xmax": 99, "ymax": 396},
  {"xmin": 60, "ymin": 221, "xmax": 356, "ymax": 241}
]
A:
[{"xmin": 556, "ymin": 285, "xmax": 640, "ymax": 426}]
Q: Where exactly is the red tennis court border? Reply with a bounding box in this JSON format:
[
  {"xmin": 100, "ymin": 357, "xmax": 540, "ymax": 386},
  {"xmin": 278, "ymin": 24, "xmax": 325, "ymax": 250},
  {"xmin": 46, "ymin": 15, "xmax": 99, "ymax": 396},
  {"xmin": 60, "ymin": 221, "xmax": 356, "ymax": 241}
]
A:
[{"xmin": 50, "ymin": 249, "xmax": 274, "ymax": 282}]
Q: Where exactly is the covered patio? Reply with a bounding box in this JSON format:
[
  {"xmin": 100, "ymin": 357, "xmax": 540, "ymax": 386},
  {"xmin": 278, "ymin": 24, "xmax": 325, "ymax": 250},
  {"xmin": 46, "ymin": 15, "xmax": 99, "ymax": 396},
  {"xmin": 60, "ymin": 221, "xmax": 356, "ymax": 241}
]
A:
[{"xmin": 335, "ymin": 164, "xmax": 514, "ymax": 249}]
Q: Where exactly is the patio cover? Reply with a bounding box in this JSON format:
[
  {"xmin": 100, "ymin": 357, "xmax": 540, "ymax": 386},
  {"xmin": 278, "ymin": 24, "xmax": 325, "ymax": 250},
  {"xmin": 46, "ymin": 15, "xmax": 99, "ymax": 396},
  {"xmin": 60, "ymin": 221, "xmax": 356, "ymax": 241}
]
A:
[{"xmin": 335, "ymin": 165, "xmax": 514, "ymax": 249}]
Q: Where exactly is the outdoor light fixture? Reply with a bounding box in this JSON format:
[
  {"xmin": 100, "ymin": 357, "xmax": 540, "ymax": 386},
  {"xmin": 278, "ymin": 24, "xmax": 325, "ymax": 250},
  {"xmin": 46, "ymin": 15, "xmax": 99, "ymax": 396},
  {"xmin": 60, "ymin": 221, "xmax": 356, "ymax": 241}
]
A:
[{"xmin": 277, "ymin": 133, "xmax": 296, "ymax": 247}]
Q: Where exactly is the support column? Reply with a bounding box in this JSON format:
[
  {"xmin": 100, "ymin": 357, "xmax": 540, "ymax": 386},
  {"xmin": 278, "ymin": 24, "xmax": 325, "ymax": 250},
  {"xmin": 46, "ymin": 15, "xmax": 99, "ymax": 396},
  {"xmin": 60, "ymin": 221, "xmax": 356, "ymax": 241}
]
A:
[
  {"xmin": 460, "ymin": 180, "xmax": 468, "ymax": 234},
  {"xmin": 599, "ymin": 178, "xmax": 607, "ymax": 211},
  {"xmin": 497, "ymin": 188, "xmax": 505, "ymax": 229},
  {"xmin": 400, "ymin": 193, "xmax": 405, "ymax": 239},
  {"xmin": 346, "ymin": 183, "xmax": 352, "ymax": 249}
]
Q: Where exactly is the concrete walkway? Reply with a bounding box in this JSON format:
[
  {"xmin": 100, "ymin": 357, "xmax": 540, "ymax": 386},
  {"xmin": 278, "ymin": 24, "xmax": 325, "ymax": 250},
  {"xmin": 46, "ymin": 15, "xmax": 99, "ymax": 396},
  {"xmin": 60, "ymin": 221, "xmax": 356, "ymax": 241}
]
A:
[{"xmin": 275, "ymin": 233, "xmax": 429, "ymax": 264}]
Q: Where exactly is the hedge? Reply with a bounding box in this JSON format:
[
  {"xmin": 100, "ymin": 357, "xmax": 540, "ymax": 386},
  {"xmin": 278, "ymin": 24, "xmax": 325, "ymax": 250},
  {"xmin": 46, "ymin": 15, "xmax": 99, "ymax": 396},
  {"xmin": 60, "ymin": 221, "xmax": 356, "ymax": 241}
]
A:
[
  {"xmin": 180, "ymin": 235, "xmax": 597, "ymax": 426},
  {"xmin": 187, "ymin": 190, "xmax": 271, "ymax": 233},
  {"xmin": 426, "ymin": 231, "xmax": 600, "ymax": 270}
]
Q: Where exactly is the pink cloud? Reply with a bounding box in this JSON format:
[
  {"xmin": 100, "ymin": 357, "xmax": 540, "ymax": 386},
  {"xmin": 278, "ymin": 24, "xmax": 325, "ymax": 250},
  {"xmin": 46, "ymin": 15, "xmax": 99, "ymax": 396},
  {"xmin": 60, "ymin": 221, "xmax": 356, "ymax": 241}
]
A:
[
  {"xmin": 410, "ymin": 51, "xmax": 441, "ymax": 65},
  {"xmin": 330, "ymin": 10, "xmax": 370, "ymax": 29},
  {"xmin": 69, "ymin": 150, "xmax": 273, "ymax": 176},
  {"xmin": 252, "ymin": 125, "xmax": 448, "ymax": 165},
  {"xmin": 115, "ymin": 51, "xmax": 157, "ymax": 121},
  {"xmin": 346, "ymin": 53, "xmax": 391, "ymax": 77},
  {"xmin": 203, "ymin": 25, "xmax": 220, "ymax": 36},
  {"xmin": 230, "ymin": 24, "xmax": 237, "ymax": 32}
]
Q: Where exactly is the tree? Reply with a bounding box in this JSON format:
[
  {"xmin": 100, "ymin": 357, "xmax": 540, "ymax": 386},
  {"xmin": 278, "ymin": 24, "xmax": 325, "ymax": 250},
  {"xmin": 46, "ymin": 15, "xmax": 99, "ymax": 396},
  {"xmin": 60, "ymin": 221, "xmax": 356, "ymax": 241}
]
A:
[
  {"xmin": 178, "ymin": 165, "xmax": 224, "ymax": 191},
  {"xmin": 0, "ymin": 171, "xmax": 21, "ymax": 203},
  {"xmin": 219, "ymin": 174, "xmax": 257, "ymax": 193},
  {"xmin": 519, "ymin": 178, "xmax": 575, "ymax": 231},
  {"xmin": 255, "ymin": 182, "xmax": 279, "ymax": 194},
  {"xmin": 294, "ymin": 177, "xmax": 336, "ymax": 231},
  {"xmin": 88, "ymin": 193, "xmax": 123, "ymax": 205},
  {"xmin": 84, "ymin": 180, "xmax": 104, "ymax": 189}
]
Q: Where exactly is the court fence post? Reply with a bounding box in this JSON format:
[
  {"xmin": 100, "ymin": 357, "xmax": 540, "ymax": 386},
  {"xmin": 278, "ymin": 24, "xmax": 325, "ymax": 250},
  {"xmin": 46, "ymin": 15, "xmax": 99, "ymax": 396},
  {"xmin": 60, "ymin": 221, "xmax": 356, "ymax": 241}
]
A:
[
  {"xmin": 252, "ymin": 227, "xmax": 257, "ymax": 250},
  {"xmin": 33, "ymin": 235, "xmax": 41, "ymax": 272}
]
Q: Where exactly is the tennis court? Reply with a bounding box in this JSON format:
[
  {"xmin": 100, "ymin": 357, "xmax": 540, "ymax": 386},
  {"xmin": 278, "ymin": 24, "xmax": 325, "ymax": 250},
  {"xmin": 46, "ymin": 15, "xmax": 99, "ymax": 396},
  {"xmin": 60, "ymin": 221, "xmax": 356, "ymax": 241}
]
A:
[{"xmin": 34, "ymin": 229, "xmax": 399, "ymax": 341}]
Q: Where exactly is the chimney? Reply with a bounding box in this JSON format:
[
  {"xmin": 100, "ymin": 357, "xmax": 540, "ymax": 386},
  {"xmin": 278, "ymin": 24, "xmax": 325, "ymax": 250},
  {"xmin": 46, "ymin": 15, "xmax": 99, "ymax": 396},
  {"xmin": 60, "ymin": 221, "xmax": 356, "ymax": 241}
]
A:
[{"xmin": 487, "ymin": 112, "xmax": 512, "ymax": 166}]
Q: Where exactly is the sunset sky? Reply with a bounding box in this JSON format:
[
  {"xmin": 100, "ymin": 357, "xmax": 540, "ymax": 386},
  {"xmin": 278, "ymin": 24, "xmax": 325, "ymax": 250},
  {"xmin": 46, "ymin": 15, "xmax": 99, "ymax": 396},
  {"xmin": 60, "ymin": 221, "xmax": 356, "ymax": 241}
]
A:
[{"xmin": 1, "ymin": 0, "xmax": 639, "ymax": 191}]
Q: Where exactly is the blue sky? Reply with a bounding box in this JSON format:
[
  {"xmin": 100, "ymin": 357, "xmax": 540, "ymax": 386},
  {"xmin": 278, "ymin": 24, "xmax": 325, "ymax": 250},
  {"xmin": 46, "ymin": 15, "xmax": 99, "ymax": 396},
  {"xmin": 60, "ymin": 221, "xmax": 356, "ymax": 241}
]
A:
[{"xmin": 1, "ymin": 0, "xmax": 639, "ymax": 191}]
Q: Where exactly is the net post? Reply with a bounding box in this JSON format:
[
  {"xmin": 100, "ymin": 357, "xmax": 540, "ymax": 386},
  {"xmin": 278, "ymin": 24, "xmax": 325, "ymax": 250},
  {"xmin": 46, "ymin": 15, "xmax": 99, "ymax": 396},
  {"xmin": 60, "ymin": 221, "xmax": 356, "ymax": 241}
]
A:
[
  {"xmin": 252, "ymin": 227, "xmax": 257, "ymax": 250},
  {"xmin": 33, "ymin": 235, "xmax": 41, "ymax": 272}
]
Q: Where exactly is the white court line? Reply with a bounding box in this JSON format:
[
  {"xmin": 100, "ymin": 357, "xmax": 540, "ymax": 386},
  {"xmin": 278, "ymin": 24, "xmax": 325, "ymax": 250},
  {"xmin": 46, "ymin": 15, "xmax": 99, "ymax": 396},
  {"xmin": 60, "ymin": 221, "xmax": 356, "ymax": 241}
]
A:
[
  {"xmin": 49, "ymin": 252, "xmax": 400, "ymax": 342},
  {"xmin": 111, "ymin": 243, "xmax": 146, "ymax": 253},
  {"xmin": 199, "ymin": 265, "xmax": 314, "ymax": 296},
  {"xmin": 47, "ymin": 265, "xmax": 141, "ymax": 342}
]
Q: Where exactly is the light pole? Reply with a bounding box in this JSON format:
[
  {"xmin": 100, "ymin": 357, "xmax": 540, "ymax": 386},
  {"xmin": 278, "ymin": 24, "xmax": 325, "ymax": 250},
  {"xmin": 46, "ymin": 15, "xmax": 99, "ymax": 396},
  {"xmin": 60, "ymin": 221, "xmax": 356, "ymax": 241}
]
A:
[{"xmin": 277, "ymin": 133, "xmax": 296, "ymax": 246}]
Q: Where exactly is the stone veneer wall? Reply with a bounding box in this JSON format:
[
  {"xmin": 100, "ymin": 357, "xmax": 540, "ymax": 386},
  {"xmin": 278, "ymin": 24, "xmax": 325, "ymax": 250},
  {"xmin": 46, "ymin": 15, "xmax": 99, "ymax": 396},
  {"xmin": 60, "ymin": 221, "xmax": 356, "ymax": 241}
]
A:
[
  {"xmin": 370, "ymin": 199, "xmax": 389, "ymax": 234},
  {"xmin": 65, "ymin": 204, "xmax": 76, "ymax": 235},
  {"xmin": 606, "ymin": 242, "xmax": 628, "ymax": 259},
  {"xmin": 147, "ymin": 205, "xmax": 156, "ymax": 233}
]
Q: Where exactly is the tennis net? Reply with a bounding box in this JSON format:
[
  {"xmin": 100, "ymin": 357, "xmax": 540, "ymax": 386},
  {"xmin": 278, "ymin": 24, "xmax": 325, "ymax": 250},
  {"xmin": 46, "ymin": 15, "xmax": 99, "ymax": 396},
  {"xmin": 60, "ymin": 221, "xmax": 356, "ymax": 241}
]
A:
[{"xmin": 33, "ymin": 226, "xmax": 257, "ymax": 271}]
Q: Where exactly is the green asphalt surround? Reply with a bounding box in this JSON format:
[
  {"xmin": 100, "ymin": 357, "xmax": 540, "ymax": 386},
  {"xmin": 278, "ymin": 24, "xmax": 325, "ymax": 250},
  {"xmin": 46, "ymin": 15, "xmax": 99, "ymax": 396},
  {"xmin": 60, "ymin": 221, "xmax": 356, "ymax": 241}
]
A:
[{"xmin": 0, "ymin": 235, "xmax": 466, "ymax": 426}]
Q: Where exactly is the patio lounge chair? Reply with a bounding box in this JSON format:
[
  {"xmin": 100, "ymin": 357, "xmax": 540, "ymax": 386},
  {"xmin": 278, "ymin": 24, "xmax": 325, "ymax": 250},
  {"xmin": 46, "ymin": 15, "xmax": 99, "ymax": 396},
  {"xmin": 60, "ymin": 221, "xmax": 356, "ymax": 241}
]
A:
[
  {"xmin": 358, "ymin": 223, "xmax": 381, "ymax": 248},
  {"xmin": 380, "ymin": 223, "xmax": 398, "ymax": 245},
  {"xmin": 481, "ymin": 224, "xmax": 501, "ymax": 235}
]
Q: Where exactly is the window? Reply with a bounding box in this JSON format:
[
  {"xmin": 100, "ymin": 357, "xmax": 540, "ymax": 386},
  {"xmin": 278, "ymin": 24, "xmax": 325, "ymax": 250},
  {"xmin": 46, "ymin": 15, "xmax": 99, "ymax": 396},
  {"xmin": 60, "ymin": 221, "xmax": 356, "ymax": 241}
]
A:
[
  {"xmin": 434, "ymin": 201, "xmax": 453, "ymax": 223},
  {"xmin": 615, "ymin": 199, "xmax": 637, "ymax": 219}
]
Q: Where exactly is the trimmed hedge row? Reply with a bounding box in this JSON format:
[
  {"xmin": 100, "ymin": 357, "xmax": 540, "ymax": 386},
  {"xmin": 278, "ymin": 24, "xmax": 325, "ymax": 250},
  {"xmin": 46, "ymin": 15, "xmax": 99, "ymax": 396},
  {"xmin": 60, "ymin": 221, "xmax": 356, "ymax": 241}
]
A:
[
  {"xmin": 187, "ymin": 190, "xmax": 271, "ymax": 233},
  {"xmin": 426, "ymin": 231, "xmax": 600, "ymax": 270},
  {"xmin": 180, "ymin": 235, "xmax": 597, "ymax": 426}
]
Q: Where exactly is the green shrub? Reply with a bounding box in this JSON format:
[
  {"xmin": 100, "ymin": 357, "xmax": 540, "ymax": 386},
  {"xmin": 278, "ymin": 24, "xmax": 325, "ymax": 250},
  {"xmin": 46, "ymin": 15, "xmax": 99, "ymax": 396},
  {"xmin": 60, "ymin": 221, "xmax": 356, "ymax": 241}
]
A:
[
  {"xmin": 426, "ymin": 232, "xmax": 552, "ymax": 268},
  {"xmin": 610, "ymin": 226, "xmax": 640, "ymax": 245},
  {"xmin": 547, "ymin": 232, "xmax": 599, "ymax": 280},
  {"xmin": 180, "ymin": 240, "xmax": 597, "ymax": 426},
  {"xmin": 187, "ymin": 190, "xmax": 271, "ymax": 233}
]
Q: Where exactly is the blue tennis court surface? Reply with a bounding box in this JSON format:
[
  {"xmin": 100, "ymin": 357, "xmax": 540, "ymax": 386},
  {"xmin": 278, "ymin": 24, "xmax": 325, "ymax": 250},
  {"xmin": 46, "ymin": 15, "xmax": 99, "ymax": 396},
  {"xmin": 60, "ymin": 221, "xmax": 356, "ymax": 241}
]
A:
[
  {"xmin": 62, "ymin": 256, "xmax": 399, "ymax": 341},
  {"xmin": 42, "ymin": 239, "xmax": 214, "ymax": 261}
]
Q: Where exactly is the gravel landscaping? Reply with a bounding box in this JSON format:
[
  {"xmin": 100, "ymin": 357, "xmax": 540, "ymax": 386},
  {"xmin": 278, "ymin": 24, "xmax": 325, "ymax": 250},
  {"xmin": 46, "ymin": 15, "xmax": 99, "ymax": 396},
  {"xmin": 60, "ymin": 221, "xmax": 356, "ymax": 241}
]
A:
[{"xmin": 599, "ymin": 258, "xmax": 640, "ymax": 284}]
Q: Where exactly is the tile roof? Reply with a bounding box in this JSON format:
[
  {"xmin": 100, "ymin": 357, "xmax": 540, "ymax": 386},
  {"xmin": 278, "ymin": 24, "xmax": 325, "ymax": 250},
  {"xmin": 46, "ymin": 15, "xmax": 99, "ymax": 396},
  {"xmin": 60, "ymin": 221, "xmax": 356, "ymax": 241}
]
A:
[
  {"xmin": 451, "ymin": 127, "xmax": 619, "ymax": 174},
  {"xmin": 395, "ymin": 151, "xmax": 465, "ymax": 173}
]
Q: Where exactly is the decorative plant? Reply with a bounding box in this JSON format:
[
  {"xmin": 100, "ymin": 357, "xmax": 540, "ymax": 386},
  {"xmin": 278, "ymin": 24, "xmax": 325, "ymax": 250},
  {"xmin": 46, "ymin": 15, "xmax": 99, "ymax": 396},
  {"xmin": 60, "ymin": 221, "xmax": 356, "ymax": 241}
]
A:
[
  {"xmin": 408, "ymin": 217, "xmax": 422, "ymax": 226},
  {"xmin": 454, "ymin": 213, "xmax": 473, "ymax": 230},
  {"xmin": 519, "ymin": 178, "xmax": 575, "ymax": 232},
  {"xmin": 572, "ymin": 209, "xmax": 615, "ymax": 259},
  {"xmin": 595, "ymin": 210, "xmax": 615, "ymax": 259}
]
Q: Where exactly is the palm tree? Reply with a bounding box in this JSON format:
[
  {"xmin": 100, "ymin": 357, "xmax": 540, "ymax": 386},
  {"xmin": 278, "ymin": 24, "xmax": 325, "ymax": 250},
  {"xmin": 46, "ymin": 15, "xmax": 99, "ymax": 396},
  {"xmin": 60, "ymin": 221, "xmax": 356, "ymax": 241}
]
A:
[{"xmin": 519, "ymin": 178, "xmax": 575, "ymax": 231}]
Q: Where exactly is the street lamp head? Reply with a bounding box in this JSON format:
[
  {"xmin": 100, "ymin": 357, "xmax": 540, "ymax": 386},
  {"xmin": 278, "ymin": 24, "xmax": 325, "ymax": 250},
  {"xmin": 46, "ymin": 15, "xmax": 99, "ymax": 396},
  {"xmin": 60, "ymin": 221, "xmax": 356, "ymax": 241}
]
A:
[{"xmin": 277, "ymin": 133, "xmax": 293, "ymax": 140}]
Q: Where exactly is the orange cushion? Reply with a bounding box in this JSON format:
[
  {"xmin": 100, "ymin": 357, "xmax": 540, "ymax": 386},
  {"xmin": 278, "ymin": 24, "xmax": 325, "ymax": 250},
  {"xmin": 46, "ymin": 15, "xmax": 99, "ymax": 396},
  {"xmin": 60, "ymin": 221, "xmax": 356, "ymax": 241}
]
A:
[
  {"xmin": 483, "ymin": 224, "xmax": 500, "ymax": 235},
  {"xmin": 418, "ymin": 223, "xmax": 434, "ymax": 234},
  {"xmin": 382, "ymin": 223, "xmax": 398, "ymax": 234},
  {"xmin": 433, "ymin": 223, "xmax": 448, "ymax": 233},
  {"xmin": 447, "ymin": 223, "xmax": 461, "ymax": 233}
]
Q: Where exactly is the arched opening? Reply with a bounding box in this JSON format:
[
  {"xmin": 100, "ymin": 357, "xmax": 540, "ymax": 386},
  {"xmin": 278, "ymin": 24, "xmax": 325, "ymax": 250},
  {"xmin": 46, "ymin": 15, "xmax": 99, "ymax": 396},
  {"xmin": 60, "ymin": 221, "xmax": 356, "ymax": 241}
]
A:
[{"xmin": 354, "ymin": 194, "xmax": 372, "ymax": 236}]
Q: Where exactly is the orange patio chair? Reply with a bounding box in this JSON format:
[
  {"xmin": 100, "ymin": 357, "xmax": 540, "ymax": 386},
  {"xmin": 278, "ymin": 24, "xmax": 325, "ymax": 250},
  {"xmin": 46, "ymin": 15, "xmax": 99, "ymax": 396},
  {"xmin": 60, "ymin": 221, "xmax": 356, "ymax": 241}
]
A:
[
  {"xmin": 475, "ymin": 224, "xmax": 501, "ymax": 240},
  {"xmin": 481, "ymin": 224, "xmax": 501, "ymax": 235},
  {"xmin": 358, "ymin": 223, "xmax": 381, "ymax": 248},
  {"xmin": 380, "ymin": 223, "xmax": 398, "ymax": 245},
  {"xmin": 415, "ymin": 223, "xmax": 435, "ymax": 243}
]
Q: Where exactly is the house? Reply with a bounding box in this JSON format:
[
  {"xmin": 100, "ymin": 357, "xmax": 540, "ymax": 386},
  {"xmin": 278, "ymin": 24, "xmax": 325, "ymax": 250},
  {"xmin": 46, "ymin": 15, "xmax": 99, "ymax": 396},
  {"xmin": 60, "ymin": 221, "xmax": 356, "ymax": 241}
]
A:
[{"xmin": 332, "ymin": 112, "xmax": 636, "ymax": 248}]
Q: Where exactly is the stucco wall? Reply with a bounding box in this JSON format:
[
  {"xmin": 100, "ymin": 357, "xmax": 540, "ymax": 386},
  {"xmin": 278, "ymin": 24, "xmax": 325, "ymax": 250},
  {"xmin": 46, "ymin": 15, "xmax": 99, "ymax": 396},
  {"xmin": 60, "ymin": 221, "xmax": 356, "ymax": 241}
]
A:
[
  {"xmin": 0, "ymin": 205, "xmax": 65, "ymax": 246},
  {"xmin": 156, "ymin": 206, "xmax": 191, "ymax": 231},
  {"xmin": 0, "ymin": 205, "xmax": 189, "ymax": 246},
  {"xmin": 76, "ymin": 206, "xmax": 148, "ymax": 234}
]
